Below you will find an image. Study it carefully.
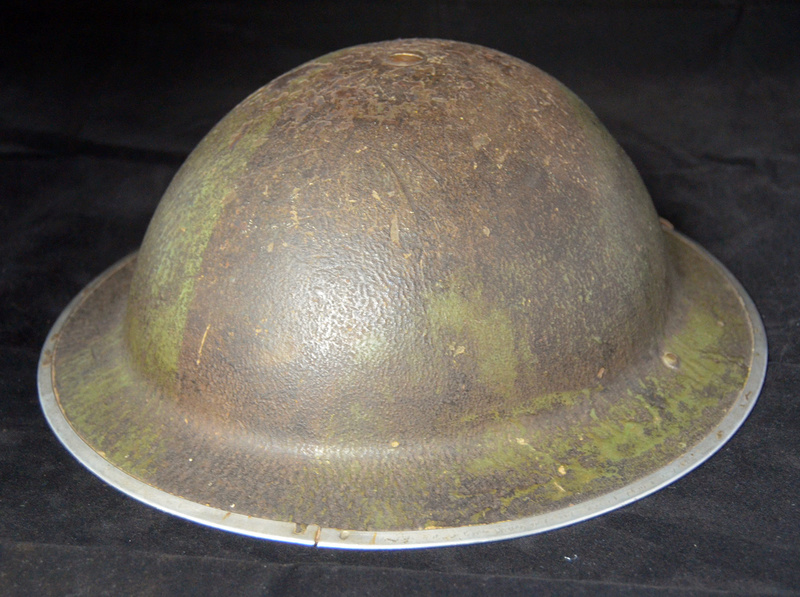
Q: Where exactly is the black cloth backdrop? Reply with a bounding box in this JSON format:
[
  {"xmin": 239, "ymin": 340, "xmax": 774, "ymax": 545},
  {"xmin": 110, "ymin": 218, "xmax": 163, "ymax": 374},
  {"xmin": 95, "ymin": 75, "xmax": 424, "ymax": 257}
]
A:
[{"xmin": 1, "ymin": 2, "xmax": 798, "ymax": 595}]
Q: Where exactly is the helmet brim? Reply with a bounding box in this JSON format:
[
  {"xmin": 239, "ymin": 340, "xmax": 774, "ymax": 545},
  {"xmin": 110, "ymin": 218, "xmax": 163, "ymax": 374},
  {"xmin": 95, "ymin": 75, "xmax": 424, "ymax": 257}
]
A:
[{"xmin": 39, "ymin": 229, "xmax": 767, "ymax": 549}]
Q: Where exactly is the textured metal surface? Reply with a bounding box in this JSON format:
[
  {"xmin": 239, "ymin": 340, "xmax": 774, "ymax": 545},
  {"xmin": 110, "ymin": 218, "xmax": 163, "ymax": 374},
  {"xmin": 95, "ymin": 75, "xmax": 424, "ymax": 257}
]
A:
[{"xmin": 39, "ymin": 39, "xmax": 767, "ymax": 546}]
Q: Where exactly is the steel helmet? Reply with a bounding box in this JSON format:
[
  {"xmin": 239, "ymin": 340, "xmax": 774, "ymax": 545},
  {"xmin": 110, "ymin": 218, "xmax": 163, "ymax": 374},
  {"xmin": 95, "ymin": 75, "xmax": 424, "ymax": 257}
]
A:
[{"xmin": 39, "ymin": 39, "xmax": 767, "ymax": 548}]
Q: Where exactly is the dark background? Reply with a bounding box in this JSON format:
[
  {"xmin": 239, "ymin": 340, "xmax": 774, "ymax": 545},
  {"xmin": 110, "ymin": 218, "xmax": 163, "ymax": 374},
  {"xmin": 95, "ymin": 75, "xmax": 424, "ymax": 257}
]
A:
[{"xmin": 1, "ymin": 1, "xmax": 799, "ymax": 595}]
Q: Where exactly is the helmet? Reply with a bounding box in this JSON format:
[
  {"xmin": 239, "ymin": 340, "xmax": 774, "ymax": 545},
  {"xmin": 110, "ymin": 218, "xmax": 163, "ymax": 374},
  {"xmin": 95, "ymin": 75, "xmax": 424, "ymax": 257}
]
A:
[{"xmin": 39, "ymin": 39, "xmax": 766, "ymax": 548}]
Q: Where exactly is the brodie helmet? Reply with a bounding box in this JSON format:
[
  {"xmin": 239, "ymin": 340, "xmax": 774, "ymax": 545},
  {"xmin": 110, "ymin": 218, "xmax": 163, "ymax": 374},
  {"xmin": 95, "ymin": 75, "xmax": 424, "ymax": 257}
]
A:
[{"xmin": 39, "ymin": 39, "xmax": 767, "ymax": 548}]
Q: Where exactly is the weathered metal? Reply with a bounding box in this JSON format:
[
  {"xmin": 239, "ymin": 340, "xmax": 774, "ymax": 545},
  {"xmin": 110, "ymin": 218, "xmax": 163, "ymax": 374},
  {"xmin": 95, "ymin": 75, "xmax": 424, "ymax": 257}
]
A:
[{"xmin": 39, "ymin": 39, "xmax": 766, "ymax": 548}]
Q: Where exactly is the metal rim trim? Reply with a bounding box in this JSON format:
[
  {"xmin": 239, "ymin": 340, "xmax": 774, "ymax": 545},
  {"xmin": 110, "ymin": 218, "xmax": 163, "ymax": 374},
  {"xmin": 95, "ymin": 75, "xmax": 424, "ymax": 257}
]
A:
[{"xmin": 38, "ymin": 231, "xmax": 768, "ymax": 549}]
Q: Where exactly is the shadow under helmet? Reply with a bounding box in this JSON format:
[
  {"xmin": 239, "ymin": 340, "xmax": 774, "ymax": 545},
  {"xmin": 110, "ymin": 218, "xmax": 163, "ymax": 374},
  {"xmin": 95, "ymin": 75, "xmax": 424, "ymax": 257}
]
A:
[{"xmin": 39, "ymin": 39, "xmax": 767, "ymax": 548}]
